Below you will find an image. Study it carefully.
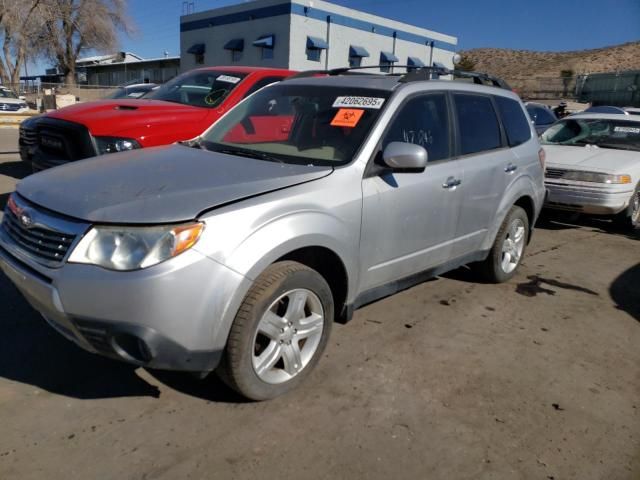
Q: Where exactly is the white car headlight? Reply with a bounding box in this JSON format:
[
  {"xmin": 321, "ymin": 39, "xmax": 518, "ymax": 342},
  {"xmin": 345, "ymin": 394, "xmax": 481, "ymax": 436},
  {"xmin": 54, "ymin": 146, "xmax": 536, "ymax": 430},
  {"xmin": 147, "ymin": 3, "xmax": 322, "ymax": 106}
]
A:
[
  {"xmin": 68, "ymin": 223, "xmax": 204, "ymax": 271},
  {"xmin": 94, "ymin": 136, "xmax": 141, "ymax": 155},
  {"xmin": 562, "ymin": 171, "xmax": 632, "ymax": 184}
]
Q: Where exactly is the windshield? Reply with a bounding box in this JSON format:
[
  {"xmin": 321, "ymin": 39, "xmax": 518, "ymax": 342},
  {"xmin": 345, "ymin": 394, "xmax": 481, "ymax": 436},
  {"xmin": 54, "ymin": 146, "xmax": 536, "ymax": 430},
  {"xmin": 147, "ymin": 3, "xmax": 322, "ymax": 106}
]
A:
[
  {"xmin": 201, "ymin": 84, "xmax": 390, "ymax": 166},
  {"xmin": 541, "ymin": 118, "xmax": 640, "ymax": 151},
  {"xmin": 0, "ymin": 89, "xmax": 17, "ymax": 99},
  {"xmin": 145, "ymin": 70, "xmax": 246, "ymax": 108}
]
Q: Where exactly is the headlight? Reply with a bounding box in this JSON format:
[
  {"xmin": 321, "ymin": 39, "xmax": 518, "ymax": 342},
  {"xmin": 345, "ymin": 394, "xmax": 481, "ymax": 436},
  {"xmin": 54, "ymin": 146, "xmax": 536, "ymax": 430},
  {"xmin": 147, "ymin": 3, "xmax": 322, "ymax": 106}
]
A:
[
  {"xmin": 94, "ymin": 136, "xmax": 141, "ymax": 155},
  {"xmin": 68, "ymin": 223, "xmax": 204, "ymax": 271},
  {"xmin": 562, "ymin": 171, "xmax": 632, "ymax": 184}
]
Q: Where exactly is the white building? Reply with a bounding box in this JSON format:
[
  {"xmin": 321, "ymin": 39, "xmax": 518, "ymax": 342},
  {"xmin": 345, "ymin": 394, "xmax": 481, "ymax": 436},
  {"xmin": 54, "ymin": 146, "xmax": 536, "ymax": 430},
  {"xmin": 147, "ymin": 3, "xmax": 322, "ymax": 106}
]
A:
[{"xmin": 180, "ymin": 0, "xmax": 458, "ymax": 73}]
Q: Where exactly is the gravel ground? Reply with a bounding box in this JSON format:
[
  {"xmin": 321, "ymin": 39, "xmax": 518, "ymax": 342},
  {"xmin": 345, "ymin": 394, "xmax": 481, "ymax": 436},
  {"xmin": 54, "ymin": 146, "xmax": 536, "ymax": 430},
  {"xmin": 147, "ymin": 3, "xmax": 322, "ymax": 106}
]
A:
[{"xmin": 0, "ymin": 128, "xmax": 638, "ymax": 479}]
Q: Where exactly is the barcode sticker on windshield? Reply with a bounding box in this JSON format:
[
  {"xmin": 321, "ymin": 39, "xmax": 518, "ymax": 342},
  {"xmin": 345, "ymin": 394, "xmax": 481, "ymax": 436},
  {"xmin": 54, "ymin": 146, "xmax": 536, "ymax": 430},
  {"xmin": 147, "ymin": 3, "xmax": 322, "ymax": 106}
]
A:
[
  {"xmin": 333, "ymin": 96, "xmax": 385, "ymax": 109},
  {"xmin": 217, "ymin": 75, "xmax": 241, "ymax": 84},
  {"xmin": 614, "ymin": 126, "xmax": 640, "ymax": 134}
]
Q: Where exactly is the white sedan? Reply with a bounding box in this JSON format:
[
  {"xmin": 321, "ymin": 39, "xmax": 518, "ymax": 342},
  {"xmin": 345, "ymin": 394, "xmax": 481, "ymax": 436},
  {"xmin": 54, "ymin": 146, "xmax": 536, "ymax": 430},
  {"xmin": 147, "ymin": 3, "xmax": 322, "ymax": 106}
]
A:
[{"xmin": 541, "ymin": 113, "xmax": 640, "ymax": 230}]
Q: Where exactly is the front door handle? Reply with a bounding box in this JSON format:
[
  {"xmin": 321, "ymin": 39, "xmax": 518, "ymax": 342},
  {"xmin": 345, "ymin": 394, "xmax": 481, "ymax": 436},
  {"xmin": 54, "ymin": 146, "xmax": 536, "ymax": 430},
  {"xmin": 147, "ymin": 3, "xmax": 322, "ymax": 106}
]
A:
[
  {"xmin": 505, "ymin": 163, "xmax": 518, "ymax": 173},
  {"xmin": 442, "ymin": 177, "xmax": 462, "ymax": 190}
]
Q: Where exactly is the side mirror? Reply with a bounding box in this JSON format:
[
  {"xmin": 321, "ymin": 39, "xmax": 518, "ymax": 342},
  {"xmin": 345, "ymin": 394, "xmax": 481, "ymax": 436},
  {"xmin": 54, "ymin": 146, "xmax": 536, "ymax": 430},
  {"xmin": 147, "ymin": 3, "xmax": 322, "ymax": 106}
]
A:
[{"xmin": 382, "ymin": 142, "xmax": 428, "ymax": 171}]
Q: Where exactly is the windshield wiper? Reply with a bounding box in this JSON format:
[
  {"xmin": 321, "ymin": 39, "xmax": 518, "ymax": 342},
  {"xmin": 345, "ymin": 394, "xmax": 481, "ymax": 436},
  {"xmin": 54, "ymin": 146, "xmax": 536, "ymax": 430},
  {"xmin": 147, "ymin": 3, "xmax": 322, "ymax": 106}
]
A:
[{"xmin": 210, "ymin": 146, "xmax": 285, "ymax": 164}]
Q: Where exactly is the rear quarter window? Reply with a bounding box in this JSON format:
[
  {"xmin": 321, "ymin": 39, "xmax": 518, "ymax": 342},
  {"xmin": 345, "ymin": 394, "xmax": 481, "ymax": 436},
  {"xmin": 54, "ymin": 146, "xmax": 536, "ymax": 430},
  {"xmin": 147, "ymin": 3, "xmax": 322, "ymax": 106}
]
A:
[
  {"xmin": 453, "ymin": 94, "xmax": 502, "ymax": 155},
  {"xmin": 495, "ymin": 96, "xmax": 532, "ymax": 147}
]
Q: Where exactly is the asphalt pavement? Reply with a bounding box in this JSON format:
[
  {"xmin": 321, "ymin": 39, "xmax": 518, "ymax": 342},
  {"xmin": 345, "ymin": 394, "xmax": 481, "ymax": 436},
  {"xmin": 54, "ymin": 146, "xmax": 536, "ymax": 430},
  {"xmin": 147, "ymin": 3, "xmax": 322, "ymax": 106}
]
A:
[{"xmin": 0, "ymin": 128, "xmax": 638, "ymax": 479}]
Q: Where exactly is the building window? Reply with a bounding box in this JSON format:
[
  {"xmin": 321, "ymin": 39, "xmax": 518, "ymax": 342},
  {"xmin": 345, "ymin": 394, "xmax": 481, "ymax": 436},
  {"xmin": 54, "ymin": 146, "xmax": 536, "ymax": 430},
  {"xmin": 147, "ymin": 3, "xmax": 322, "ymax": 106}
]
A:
[
  {"xmin": 195, "ymin": 53, "xmax": 204, "ymax": 65},
  {"xmin": 380, "ymin": 61, "xmax": 391, "ymax": 73},
  {"xmin": 307, "ymin": 48, "xmax": 321, "ymax": 62},
  {"xmin": 379, "ymin": 52, "xmax": 398, "ymax": 73},
  {"xmin": 232, "ymin": 50, "xmax": 242, "ymax": 62},
  {"xmin": 253, "ymin": 34, "xmax": 275, "ymax": 61},
  {"xmin": 306, "ymin": 36, "xmax": 327, "ymax": 63},
  {"xmin": 348, "ymin": 45, "xmax": 369, "ymax": 69},
  {"xmin": 349, "ymin": 56, "xmax": 362, "ymax": 68}
]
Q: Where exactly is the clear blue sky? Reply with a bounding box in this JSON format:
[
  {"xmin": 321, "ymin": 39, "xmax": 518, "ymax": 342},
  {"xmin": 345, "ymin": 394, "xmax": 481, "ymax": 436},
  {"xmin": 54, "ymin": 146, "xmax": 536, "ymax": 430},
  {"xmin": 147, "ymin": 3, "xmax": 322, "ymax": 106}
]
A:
[{"xmin": 33, "ymin": 0, "xmax": 640, "ymax": 73}]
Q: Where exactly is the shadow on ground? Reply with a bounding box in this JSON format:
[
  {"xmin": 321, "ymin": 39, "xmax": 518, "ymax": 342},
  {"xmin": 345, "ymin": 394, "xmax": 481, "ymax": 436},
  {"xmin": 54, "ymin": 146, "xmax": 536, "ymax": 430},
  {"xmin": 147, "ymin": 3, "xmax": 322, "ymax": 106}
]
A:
[
  {"xmin": 0, "ymin": 160, "xmax": 30, "ymax": 181},
  {"xmin": 610, "ymin": 263, "xmax": 640, "ymax": 322},
  {"xmin": 537, "ymin": 211, "xmax": 639, "ymax": 241},
  {"xmin": 0, "ymin": 272, "xmax": 240, "ymax": 402}
]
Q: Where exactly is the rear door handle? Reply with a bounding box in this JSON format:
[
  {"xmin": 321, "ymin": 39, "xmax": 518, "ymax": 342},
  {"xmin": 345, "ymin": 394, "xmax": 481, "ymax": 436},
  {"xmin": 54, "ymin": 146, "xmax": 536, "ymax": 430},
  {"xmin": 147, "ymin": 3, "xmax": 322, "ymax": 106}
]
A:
[
  {"xmin": 505, "ymin": 163, "xmax": 518, "ymax": 173},
  {"xmin": 442, "ymin": 177, "xmax": 462, "ymax": 190}
]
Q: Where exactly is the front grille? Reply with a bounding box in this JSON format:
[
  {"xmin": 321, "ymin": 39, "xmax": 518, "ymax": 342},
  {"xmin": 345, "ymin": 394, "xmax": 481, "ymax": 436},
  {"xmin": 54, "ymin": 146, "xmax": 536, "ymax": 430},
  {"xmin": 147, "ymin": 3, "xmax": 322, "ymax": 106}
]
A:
[
  {"xmin": 0, "ymin": 102, "xmax": 24, "ymax": 112},
  {"xmin": 545, "ymin": 168, "xmax": 567, "ymax": 179},
  {"xmin": 34, "ymin": 118, "xmax": 96, "ymax": 165},
  {"xmin": 2, "ymin": 208, "xmax": 76, "ymax": 265},
  {"xmin": 19, "ymin": 125, "xmax": 37, "ymax": 147}
]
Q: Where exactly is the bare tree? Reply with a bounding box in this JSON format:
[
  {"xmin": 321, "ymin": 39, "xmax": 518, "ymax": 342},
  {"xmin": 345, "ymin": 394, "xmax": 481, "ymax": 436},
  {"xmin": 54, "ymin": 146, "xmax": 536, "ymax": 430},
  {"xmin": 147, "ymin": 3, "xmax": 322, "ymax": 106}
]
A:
[
  {"xmin": 37, "ymin": 0, "xmax": 132, "ymax": 85},
  {"xmin": 0, "ymin": 0, "xmax": 42, "ymax": 86}
]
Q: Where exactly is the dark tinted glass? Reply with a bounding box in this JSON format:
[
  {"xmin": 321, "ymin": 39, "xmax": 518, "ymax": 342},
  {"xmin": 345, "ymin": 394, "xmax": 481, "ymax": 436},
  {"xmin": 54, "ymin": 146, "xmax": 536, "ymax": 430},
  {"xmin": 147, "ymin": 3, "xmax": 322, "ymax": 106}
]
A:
[
  {"xmin": 527, "ymin": 106, "xmax": 556, "ymax": 125},
  {"xmin": 382, "ymin": 93, "xmax": 450, "ymax": 162},
  {"xmin": 496, "ymin": 96, "xmax": 531, "ymax": 147},
  {"xmin": 242, "ymin": 76, "xmax": 285, "ymax": 99},
  {"xmin": 454, "ymin": 94, "xmax": 502, "ymax": 155}
]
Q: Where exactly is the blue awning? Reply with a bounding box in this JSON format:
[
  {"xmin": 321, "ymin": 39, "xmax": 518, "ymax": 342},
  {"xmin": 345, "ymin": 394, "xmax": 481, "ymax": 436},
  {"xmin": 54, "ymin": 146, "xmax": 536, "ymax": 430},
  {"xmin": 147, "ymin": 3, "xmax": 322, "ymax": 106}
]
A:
[
  {"xmin": 349, "ymin": 45, "xmax": 369, "ymax": 58},
  {"xmin": 307, "ymin": 36, "xmax": 328, "ymax": 50},
  {"xmin": 224, "ymin": 38, "xmax": 244, "ymax": 51},
  {"xmin": 253, "ymin": 35, "xmax": 275, "ymax": 48},
  {"xmin": 380, "ymin": 51, "xmax": 399, "ymax": 63},
  {"xmin": 187, "ymin": 43, "xmax": 205, "ymax": 55},
  {"xmin": 407, "ymin": 56, "xmax": 425, "ymax": 67}
]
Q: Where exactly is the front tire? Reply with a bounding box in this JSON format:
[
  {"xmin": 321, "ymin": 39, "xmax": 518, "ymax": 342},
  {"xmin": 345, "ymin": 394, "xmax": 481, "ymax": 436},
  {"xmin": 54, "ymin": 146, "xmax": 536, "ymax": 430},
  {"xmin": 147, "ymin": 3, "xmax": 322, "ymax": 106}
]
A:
[
  {"xmin": 477, "ymin": 205, "xmax": 529, "ymax": 283},
  {"xmin": 218, "ymin": 261, "xmax": 333, "ymax": 401}
]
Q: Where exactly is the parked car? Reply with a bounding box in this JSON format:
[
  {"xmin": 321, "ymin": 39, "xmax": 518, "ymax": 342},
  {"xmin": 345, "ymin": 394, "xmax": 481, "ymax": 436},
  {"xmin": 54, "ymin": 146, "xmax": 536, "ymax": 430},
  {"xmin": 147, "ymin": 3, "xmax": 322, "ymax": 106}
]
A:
[
  {"xmin": 18, "ymin": 66, "xmax": 295, "ymax": 169},
  {"xmin": 542, "ymin": 113, "xmax": 640, "ymax": 230},
  {"xmin": 624, "ymin": 107, "xmax": 640, "ymax": 116},
  {"xmin": 103, "ymin": 83, "xmax": 158, "ymax": 99},
  {"xmin": 0, "ymin": 72, "xmax": 545, "ymax": 400},
  {"xmin": 525, "ymin": 102, "xmax": 558, "ymax": 135},
  {"xmin": 0, "ymin": 86, "xmax": 29, "ymax": 113}
]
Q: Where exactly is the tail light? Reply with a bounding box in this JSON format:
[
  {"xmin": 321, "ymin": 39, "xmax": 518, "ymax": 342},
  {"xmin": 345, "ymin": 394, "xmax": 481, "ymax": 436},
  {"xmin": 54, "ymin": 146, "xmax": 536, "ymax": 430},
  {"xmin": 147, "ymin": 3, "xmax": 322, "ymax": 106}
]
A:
[{"xmin": 538, "ymin": 147, "xmax": 546, "ymax": 172}]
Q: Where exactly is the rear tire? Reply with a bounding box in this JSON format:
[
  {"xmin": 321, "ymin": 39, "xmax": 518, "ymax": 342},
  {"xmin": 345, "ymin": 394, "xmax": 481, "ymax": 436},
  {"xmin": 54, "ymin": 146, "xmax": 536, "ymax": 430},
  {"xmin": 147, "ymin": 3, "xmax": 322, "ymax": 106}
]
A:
[
  {"xmin": 218, "ymin": 261, "xmax": 333, "ymax": 401},
  {"xmin": 613, "ymin": 184, "xmax": 640, "ymax": 231},
  {"xmin": 477, "ymin": 206, "xmax": 529, "ymax": 283}
]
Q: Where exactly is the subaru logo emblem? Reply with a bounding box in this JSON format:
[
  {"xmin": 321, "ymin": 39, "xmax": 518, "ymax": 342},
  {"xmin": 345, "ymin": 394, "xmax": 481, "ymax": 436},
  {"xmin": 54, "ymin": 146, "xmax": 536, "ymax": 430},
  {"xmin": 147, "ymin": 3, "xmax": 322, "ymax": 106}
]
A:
[{"xmin": 19, "ymin": 210, "xmax": 34, "ymax": 229}]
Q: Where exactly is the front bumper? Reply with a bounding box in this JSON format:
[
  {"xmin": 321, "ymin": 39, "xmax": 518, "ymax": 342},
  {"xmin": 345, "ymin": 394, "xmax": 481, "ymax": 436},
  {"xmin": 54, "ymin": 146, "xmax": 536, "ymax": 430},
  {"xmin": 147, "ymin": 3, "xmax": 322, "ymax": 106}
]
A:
[
  {"xmin": 0, "ymin": 238, "xmax": 251, "ymax": 372},
  {"xmin": 544, "ymin": 181, "xmax": 632, "ymax": 215}
]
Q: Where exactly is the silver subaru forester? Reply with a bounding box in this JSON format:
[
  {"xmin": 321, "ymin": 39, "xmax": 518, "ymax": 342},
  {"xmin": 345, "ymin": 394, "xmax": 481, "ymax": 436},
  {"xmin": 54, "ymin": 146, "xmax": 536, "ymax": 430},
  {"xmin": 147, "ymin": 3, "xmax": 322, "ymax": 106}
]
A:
[{"xmin": 0, "ymin": 72, "xmax": 546, "ymax": 400}]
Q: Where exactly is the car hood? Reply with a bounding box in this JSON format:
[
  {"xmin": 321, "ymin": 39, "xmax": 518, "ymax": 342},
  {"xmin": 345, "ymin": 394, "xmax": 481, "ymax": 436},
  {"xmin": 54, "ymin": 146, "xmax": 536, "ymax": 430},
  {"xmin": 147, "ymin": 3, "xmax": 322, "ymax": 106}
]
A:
[
  {"xmin": 544, "ymin": 145, "xmax": 640, "ymax": 173},
  {"xmin": 46, "ymin": 99, "xmax": 211, "ymax": 137},
  {"xmin": 16, "ymin": 145, "xmax": 333, "ymax": 224}
]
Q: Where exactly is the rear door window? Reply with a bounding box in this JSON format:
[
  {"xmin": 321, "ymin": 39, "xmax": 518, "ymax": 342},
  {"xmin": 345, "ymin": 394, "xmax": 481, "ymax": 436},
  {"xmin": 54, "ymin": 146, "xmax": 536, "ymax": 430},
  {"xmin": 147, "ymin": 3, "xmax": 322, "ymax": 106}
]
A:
[
  {"xmin": 381, "ymin": 93, "xmax": 450, "ymax": 162},
  {"xmin": 453, "ymin": 94, "xmax": 502, "ymax": 155},
  {"xmin": 495, "ymin": 96, "xmax": 532, "ymax": 147}
]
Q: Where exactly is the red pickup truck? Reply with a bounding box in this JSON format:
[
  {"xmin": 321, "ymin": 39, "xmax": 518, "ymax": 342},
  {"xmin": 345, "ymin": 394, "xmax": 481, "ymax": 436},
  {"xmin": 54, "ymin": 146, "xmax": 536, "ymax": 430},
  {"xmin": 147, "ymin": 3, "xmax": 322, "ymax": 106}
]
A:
[{"xmin": 19, "ymin": 66, "xmax": 296, "ymax": 171}]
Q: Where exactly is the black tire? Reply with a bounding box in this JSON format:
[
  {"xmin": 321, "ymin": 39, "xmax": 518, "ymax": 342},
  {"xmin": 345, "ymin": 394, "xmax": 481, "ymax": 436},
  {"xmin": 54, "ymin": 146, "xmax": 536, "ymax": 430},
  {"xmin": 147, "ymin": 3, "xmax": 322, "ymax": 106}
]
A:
[
  {"xmin": 613, "ymin": 184, "xmax": 640, "ymax": 231},
  {"xmin": 218, "ymin": 261, "xmax": 333, "ymax": 401},
  {"xmin": 477, "ymin": 205, "xmax": 530, "ymax": 283}
]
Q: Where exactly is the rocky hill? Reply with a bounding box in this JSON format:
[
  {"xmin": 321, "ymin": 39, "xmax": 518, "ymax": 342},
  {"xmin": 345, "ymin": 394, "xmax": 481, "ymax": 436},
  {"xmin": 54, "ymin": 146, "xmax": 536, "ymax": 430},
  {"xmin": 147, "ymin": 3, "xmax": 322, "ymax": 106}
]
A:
[{"xmin": 461, "ymin": 41, "xmax": 640, "ymax": 80}]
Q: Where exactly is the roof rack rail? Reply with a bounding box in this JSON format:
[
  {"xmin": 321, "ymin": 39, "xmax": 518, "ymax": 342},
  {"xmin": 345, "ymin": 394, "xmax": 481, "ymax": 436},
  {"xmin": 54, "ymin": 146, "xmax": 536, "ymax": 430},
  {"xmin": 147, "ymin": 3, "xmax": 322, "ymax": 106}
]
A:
[{"xmin": 285, "ymin": 65, "xmax": 512, "ymax": 90}]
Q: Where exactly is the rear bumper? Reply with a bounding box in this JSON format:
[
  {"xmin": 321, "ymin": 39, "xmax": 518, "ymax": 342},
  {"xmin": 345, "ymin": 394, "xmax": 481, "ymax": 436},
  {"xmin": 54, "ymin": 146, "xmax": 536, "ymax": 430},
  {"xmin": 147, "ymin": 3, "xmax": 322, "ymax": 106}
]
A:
[
  {"xmin": 544, "ymin": 181, "xmax": 632, "ymax": 215},
  {"xmin": 0, "ymin": 240, "xmax": 250, "ymax": 372}
]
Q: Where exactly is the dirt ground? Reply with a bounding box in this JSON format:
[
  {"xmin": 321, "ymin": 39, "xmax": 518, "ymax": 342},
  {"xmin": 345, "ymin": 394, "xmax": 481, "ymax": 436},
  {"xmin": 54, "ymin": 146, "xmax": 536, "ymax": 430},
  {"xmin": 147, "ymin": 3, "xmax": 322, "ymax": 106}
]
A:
[{"xmin": 0, "ymin": 128, "xmax": 638, "ymax": 479}]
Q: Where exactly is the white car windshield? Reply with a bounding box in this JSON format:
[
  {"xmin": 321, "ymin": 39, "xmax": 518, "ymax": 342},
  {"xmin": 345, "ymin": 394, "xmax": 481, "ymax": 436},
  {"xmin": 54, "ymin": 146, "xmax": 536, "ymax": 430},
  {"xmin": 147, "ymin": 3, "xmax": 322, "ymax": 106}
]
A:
[
  {"xmin": 0, "ymin": 89, "xmax": 18, "ymax": 99},
  {"xmin": 201, "ymin": 83, "xmax": 390, "ymax": 166},
  {"xmin": 541, "ymin": 118, "xmax": 640, "ymax": 152}
]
